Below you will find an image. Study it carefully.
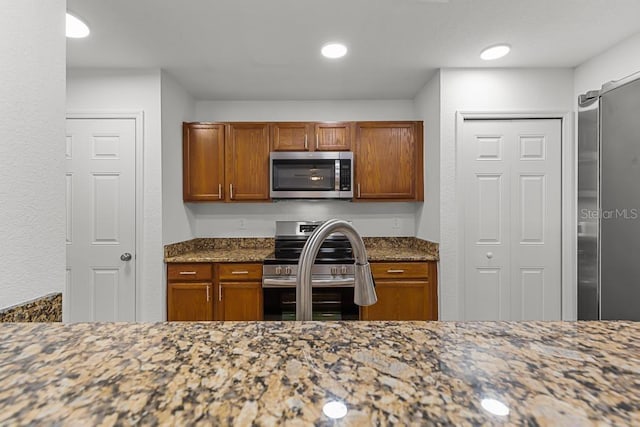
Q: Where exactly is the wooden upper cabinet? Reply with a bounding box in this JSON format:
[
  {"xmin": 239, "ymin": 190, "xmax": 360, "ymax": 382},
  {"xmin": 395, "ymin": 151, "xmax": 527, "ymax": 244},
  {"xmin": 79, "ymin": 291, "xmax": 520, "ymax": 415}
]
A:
[
  {"xmin": 271, "ymin": 122, "xmax": 353, "ymax": 151},
  {"xmin": 183, "ymin": 123, "xmax": 225, "ymax": 201},
  {"xmin": 271, "ymin": 122, "xmax": 312, "ymax": 151},
  {"xmin": 315, "ymin": 122, "xmax": 352, "ymax": 151},
  {"xmin": 225, "ymin": 123, "xmax": 271, "ymax": 201},
  {"xmin": 354, "ymin": 121, "xmax": 423, "ymax": 201}
]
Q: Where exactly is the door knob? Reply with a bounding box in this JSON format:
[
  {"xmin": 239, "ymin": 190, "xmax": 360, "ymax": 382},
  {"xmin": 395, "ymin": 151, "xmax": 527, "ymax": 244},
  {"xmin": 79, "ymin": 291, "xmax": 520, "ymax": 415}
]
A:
[
  {"xmin": 120, "ymin": 253, "xmax": 132, "ymax": 262},
  {"xmin": 486, "ymin": 252, "xmax": 494, "ymax": 259}
]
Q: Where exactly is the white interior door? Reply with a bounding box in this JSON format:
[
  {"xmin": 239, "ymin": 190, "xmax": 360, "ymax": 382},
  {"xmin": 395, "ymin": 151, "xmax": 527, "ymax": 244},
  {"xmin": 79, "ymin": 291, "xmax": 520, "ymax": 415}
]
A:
[
  {"xmin": 66, "ymin": 118, "xmax": 136, "ymax": 322},
  {"xmin": 462, "ymin": 119, "xmax": 562, "ymax": 320}
]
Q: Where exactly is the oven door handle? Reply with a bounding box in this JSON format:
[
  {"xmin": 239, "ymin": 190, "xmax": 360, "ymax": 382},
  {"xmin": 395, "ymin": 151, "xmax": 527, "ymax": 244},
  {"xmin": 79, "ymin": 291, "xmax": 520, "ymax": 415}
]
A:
[{"xmin": 262, "ymin": 277, "xmax": 355, "ymax": 288}]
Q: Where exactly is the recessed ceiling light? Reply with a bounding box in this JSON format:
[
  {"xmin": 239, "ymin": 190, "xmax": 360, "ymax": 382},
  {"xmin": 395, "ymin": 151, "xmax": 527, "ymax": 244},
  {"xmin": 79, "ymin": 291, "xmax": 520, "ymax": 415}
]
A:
[
  {"xmin": 66, "ymin": 13, "xmax": 90, "ymax": 38},
  {"xmin": 321, "ymin": 43, "xmax": 347, "ymax": 59},
  {"xmin": 480, "ymin": 44, "xmax": 510, "ymax": 61}
]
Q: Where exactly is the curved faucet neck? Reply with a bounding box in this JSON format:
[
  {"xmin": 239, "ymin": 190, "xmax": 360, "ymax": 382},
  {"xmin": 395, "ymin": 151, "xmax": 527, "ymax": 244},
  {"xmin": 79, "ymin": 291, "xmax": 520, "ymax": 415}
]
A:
[{"xmin": 295, "ymin": 219, "xmax": 377, "ymax": 321}]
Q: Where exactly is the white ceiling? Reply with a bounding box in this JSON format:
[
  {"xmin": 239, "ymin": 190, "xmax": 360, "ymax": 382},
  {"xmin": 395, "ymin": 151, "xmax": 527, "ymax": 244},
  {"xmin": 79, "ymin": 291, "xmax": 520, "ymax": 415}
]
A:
[{"xmin": 66, "ymin": 0, "xmax": 640, "ymax": 100}]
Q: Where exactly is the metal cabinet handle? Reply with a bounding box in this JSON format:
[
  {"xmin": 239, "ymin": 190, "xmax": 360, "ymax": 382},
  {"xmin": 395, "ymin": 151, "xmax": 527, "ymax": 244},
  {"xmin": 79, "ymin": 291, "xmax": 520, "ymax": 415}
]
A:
[
  {"xmin": 218, "ymin": 184, "xmax": 222, "ymax": 199},
  {"xmin": 230, "ymin": 184, "xmax": 234, "ymax": 199},
  {"xmin": 206, "ymin": 285, "xmax": 210, "ymax": 302},
  {"xmin": 304, "ymin": 134, "xmax": 308, "ymax": 150},
  {"xmin": 231, "ymin": 271, "xmax": 249, "ymax": 275},
  {"xmin": 179, "ymin": 271, "xmax": 197, "ymax": 275},
  {"xmin": 358, "ymin": 183, "xmax": 361, "ymax": 198},
  {"xmin": 387, "ymin": 269, "xmax": 405, "ymax": 274},
  {"xmin": 120, "ymin": 253, "xmax": 132, "ymax": 261},
  {"xmin": 316, "ymin": 134, "xmax": 319, "ymax": 150},
  {"xmin": 218, "ymin": 284, "xmax": 222, "ymax": 302}
]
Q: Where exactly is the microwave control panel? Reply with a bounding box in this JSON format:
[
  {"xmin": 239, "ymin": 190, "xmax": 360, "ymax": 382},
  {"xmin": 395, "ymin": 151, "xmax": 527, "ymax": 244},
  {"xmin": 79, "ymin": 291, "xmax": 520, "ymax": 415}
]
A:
[{"xmin": 340, "ymin": 160, "xmax": 351, "ymax": 191}]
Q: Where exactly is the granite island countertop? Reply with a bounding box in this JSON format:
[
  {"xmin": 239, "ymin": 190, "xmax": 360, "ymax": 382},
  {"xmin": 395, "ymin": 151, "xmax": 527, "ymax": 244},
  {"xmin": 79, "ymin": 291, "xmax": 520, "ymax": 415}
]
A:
[
  {"xmin": 164, "ymin": 237, "xmax": 439, "ymax": 263},
  {"xmin": 0, "ymin": 321, "xmax": 638, "ymax": 426}
]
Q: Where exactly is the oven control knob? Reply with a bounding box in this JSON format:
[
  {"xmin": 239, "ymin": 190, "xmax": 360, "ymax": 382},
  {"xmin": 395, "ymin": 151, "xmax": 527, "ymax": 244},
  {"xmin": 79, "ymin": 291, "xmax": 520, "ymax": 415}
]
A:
[
  {"xmin": 341, "ymin": 266, "xmax": 348, "ymax": 275},
  {"xmin": 331, "ymin": 266, "xmax": 338, "ymax": 276},
  {"xmin": 275, "ymin": 266, "xmax": 282, "ymax": 275},
  {"xmin": 284, "ymin": 266, "xmax": 292, "ymax": 275}
]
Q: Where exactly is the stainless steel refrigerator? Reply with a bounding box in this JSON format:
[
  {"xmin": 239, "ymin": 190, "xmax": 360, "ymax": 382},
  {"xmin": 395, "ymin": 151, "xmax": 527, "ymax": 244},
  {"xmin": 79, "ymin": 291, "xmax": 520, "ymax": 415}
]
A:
[{"xmin": 578, "ymin": 72, "xmax": 640, "ymax": 320}]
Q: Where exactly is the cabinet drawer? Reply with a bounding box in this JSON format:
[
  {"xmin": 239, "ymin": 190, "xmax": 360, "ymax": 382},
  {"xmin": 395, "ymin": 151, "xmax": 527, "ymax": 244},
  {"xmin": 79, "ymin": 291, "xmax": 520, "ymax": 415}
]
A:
[
  {"xmin": 371, "ymin": 262, "xmax": 428, "ymax": 279},
  {"xmin": 218, "ymin": 263, "xmax": 262, "ymax": 281},
  {"xmin": 168, "ymin": 263, "xmax": 212, "ymax": 281}
]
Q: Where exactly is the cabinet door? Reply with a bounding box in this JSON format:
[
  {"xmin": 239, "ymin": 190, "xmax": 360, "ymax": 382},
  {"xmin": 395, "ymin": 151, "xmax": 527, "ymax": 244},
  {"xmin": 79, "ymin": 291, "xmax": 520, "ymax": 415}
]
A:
[
  {"xmin": 167, "ymin": 282, "xmax": 213, "ymax": 321},
  {"xmin": 354, "ymin": 122, "xmax": 423, "ymax": 201},
  {"xmin": 183, "ymin": 123, "xmax": 225, "ymax": 201},
  {"xmin": 225, "ymin": 123, "xmax": 270, "ymax": 201},
  {"xmin": 217, "ymin": 282, "xmax": 263, "ymax": 321},
  {"xmin": 361, "ymin": 281, "xmax": 431, "ymax": 320},
  {"xmin": 360, "ymin": 282, "xmax": 398, "ymax": 320},
  {"xmin": 315, "ymin": 122, "xmax": 352, "ymax": 151},
  {"xmin": 271, "ymin": 123, "xmax": 312, "ymax": 151}
]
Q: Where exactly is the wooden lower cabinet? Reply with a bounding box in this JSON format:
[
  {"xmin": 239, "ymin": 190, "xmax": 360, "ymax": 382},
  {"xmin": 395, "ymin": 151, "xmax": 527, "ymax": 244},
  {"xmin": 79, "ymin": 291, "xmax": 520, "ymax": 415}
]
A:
[
  {"xmin": 167, "ymin": 282, "xmax": 213, "ymax": 321},
  {"xmin": 217, "ymin": 282, "xmax": 263, "ymax": 321},
  {"xmin": 167, "ymin": 261, "xmax": 436, "ymax": 321},
  {"xmin": 361, "ymin": 261, "xmax": 437, "ymax": 321},
  {"xmin": 216, "ymin": 263, "xmax": 263, "ymax": 321},
  {"xmin": 167, "ymin": 262, "xmax": 263, "ymax": 321},
  {"xmin": 167, "ymin": 263, "xmax": 213, "ymax": 321}
]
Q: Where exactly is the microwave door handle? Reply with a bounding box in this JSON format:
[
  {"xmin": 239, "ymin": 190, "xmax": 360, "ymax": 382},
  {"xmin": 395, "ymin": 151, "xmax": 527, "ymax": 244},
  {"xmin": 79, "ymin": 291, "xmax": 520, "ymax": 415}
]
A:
[{"xmin": 335, "ymin": 160, "xmax": 340, "ymax": 191}]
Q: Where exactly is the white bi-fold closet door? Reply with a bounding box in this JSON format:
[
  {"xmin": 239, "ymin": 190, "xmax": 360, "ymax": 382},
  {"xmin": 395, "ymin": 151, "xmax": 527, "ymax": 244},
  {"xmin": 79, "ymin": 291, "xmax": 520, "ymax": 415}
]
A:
[{"xmin": 462, "ymin": 119, "xmax": 562, "ymax": 321}]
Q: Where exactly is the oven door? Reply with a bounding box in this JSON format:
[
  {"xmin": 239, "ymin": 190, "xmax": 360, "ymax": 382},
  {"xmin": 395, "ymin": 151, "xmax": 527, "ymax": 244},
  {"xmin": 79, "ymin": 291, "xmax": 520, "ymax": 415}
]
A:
[{"xmin": 263, "ymin": 286, "xmax": 358, "ymax": 321}]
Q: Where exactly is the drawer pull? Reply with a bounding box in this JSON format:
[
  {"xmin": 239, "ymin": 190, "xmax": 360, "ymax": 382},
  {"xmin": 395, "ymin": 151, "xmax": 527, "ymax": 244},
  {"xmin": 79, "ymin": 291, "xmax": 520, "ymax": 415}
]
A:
[
  {"xmin": 231, "ymin": 271, "xmax": 249, "ymax": 275},
  {"xmin": 179, "ymin": 271, "xmax": 197, "ymax": 275},
  {"xmin": 387, "ymin": 269, "xmax": 405, "ymax": 273}
]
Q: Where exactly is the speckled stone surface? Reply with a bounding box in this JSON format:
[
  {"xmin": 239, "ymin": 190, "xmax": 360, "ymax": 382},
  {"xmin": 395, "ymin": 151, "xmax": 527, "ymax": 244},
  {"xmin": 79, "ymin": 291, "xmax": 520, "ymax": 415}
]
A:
[
  {"xmin": 0, "ymin": 321, "xmax": 637, "ymax": 425},
  {"xmin": 363, "ymin": 237, "xmax": 439, "ymax": 261},
  {"xmin": 164, "ymin": 238, "xmax": 275, "ymax": 263},
  {"xmin": 165, "ymin": 237, "xmax": 438, "ymax": 263},
  {"xmin": 0, "ymin": 293, "xmax": 62, "ymax": 322}
]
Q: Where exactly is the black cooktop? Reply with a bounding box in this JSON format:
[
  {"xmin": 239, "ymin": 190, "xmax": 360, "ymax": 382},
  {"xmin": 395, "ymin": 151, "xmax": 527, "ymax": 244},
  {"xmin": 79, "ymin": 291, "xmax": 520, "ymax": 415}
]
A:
[
  {"xmin": 265, "ymin": 235, "xmax": 354, "ymax": 265},
  {"xmin": 263, "ymin": 256, "xmax": 355, "ymax": 265}
]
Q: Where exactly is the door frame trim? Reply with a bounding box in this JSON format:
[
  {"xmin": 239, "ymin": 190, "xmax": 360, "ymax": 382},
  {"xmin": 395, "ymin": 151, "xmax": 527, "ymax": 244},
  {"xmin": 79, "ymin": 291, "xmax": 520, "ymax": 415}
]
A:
[
  {"xmin": 65, "ymin": 111, "xmax": 144, "ymax": 322},
  {"xmin": 455, "ymin": 111, "xmax": 576, "ymax": 320}
]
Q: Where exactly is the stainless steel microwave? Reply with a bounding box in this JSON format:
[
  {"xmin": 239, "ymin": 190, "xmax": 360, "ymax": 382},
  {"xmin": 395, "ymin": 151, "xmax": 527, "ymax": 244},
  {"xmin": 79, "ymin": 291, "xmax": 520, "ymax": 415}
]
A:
[{"xmin": 270, "ymin": 152, "xmax": 353, "ymax": 199}]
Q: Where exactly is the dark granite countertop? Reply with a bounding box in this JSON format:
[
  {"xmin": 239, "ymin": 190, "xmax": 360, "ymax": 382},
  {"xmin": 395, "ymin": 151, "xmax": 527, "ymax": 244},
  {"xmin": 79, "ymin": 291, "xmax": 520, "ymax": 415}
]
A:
[
  {"xmin": 164, "ymin": 237, "xmax": 439, "ymax": 263},
  {"xmin": 0, "ymin": 321, "xmax": 638, "ymax": 425}
]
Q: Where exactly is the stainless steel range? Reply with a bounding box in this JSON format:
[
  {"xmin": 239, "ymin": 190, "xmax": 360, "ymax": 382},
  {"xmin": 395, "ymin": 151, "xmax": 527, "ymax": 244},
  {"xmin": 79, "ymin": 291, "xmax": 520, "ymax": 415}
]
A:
[{"xmin": 262, "ymin": 221, "xmax": 358, "ymax": 320}]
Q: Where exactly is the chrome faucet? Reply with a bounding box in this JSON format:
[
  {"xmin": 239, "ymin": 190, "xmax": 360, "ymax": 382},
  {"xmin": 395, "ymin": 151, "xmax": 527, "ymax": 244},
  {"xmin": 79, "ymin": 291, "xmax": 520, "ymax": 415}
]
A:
[{"xmin": 296, "ymin": 219, "xmax": 377, "ymax": 320}]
